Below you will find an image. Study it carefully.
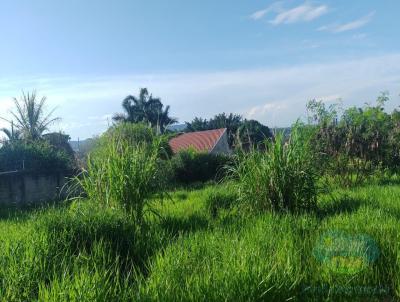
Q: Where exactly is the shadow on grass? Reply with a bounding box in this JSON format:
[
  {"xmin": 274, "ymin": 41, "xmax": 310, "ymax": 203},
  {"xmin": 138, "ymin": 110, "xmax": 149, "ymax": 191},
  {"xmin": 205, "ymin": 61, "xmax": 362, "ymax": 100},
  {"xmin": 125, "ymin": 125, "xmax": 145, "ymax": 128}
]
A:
[
  {"xmin": 159, "ymin": 214, "xmax": 210, "ymax": 237},
  {"xmin": 317, "ymin": 195, "xmax": 364, "ymax": 219},
  {"xmin": 0, "ymin": 201, "xmax": 67, "ymax": 221},
  {"xmin": 375, "ymin": 177, "xmax": 400, "ymax": 186}
]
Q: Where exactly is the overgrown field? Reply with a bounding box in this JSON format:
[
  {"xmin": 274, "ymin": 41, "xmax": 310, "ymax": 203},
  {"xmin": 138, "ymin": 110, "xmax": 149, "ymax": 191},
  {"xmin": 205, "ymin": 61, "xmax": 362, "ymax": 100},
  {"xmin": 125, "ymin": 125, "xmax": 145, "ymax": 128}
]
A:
[{"xmin": 0, "ymin": 181, "xmax": 399, "ymax": 301}]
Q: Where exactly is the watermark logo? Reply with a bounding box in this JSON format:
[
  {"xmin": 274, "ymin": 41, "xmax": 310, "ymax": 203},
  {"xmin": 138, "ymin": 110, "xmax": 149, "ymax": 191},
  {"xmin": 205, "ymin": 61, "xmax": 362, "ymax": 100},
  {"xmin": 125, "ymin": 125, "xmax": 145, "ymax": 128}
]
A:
[{"xmin": 313, "ymin": 230, "xmax": 380, "ymax": 275}]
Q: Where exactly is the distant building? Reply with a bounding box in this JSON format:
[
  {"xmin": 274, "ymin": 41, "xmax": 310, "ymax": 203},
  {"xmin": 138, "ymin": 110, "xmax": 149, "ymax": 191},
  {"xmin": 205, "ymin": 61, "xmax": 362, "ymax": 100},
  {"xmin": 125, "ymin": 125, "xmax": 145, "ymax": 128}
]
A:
[{"xmin": 169, "ymin": 128, "xmax": 231, "ymax": 155}]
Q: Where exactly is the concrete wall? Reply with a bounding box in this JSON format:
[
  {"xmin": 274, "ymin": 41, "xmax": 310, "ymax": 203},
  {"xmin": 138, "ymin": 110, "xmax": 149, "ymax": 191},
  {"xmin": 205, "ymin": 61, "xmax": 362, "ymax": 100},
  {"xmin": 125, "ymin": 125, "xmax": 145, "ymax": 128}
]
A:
[
  {"xmin": 0, "ymin": 171, "xmax": 71, "ymax": 206},
  {"xmin": 210, "ymin": 130, "xmax": 231, "ymax": 155}
]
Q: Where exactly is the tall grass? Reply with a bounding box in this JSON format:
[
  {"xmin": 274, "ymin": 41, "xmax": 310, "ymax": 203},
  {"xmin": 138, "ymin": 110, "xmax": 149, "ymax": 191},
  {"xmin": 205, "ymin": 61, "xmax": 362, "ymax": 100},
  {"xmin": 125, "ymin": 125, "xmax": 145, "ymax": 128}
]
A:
[
  {"xmin": 74, "ymin": 128, "xmax": 165, "ymax": 224},
  {"xmin": 230, "ymin": 125, "xmax": 318, "ymax": 212},
  {"xmin": 0, "ymin": 184, "xmax": 399, "ymax": 300},
  {"xmin": 138, "ymin": 185, "xmax": 400, "ymax": 301}
]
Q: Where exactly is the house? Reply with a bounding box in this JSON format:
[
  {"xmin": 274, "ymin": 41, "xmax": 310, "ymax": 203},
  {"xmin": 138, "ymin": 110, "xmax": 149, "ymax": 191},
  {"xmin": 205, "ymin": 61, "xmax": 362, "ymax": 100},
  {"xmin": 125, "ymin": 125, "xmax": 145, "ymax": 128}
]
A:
[{"xmin": 169, "ymin": 128, "xmax": 231, "ymax": 155}]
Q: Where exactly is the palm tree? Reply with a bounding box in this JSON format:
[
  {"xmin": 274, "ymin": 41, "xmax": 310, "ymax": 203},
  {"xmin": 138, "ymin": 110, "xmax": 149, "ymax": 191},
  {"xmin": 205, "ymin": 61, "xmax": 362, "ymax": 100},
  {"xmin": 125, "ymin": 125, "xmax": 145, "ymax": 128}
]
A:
[
  {"xmin": 113, "ymin": 88, "xmax": 177, "ymax": 134},
  {"xmin": 156, "ymin": 104, "xmax": 177, "ymax": 134},
  {"xmin": 9, "ymin": 91, "xmax": 59, "ymax": 140},
  {"xmin": 0, "ymin": 121, "xmax": 21, "ymax": 143}
]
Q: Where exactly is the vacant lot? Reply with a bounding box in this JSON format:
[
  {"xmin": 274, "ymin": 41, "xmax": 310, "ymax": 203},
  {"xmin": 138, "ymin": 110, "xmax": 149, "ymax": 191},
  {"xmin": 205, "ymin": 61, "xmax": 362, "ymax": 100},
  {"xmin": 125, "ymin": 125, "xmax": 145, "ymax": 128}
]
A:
[{"xmin": 0, "ymin": 181, "xmax": 399, "ymax": 301}]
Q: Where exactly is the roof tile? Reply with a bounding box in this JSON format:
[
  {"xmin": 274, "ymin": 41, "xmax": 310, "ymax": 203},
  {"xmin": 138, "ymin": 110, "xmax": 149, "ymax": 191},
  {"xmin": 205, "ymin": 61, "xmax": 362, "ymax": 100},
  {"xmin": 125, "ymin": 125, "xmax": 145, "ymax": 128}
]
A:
[{"xmin": 169, "ymin": 128, "xmax": 226, "ymax": 154}]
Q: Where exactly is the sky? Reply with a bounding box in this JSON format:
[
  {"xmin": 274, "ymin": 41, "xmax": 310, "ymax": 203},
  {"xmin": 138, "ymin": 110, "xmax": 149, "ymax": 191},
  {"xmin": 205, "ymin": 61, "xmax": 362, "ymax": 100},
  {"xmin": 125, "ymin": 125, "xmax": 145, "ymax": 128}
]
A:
[{"xmin": 0, "ymin": 0, "xmax": 399, "ymax": 140}]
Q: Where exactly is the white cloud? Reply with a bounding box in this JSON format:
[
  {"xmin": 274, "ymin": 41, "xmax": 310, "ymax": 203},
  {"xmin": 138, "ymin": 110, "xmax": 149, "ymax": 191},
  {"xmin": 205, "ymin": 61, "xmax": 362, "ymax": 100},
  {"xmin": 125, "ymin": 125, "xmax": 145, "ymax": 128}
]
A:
[
  {"xmin": 249, "ymin": 2, "xmax": 283, "ymax": 21},
  {"xmin": 0, "ymin": 54, "xmax": 399, "ymax": 138},
  {"xmin": 270, "ymin": 3, "xmax": 328, "ymax": 25},
  {"xmin": 250, "ymin": 8, "xmax": 270, "ymax": 21},
  {"xmin": 318, "ymin": 12, "xmax": 375, "ymax": 33},
  {"xmin": 250, "ymin": 2, "xmax": 327, "ymax": 24}
]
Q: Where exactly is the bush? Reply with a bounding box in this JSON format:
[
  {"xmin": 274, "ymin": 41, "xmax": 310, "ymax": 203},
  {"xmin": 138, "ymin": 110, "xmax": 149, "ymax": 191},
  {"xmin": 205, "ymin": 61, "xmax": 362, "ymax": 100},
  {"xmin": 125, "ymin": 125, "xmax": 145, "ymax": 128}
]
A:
[
  {"xmin": 103, "ymin": 122, "xmax": 173, "ymax": 159},
  {"xmin": 171, "ymin": 148, "xmax": 231, "ymax": 184},
  {"xmin": 306, "ymin": 96, "xmax": 400, "ymax": 186},
  {"xmin": 230, "ymin": 125, "xmax": 318, "ymax": 213},
  {"xmin": 0, "ymin": 140, "xmax": 73, "ymax": 172}
]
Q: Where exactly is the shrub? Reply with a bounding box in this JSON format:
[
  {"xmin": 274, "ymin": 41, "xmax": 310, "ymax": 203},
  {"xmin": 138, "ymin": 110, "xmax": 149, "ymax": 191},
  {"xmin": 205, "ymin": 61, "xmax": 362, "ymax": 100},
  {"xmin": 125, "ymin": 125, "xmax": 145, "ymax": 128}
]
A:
[
  {"xmin": 171, "ymin": 148, "xmax": 231, "ymax": 184},
  {"xmin": 103, "ymin": 122, "xmax": 173, "ymax": 159},
  {"xmin": 230, "ymin": 125, "xmax": 318, "ymax": 213},
  {"xmin": 0, "ymin": 140, "xmax": 73, "ymax": 172},
  {"xmin": 306, "ymin": 96, "xmax": 400, "ymax": 186}
]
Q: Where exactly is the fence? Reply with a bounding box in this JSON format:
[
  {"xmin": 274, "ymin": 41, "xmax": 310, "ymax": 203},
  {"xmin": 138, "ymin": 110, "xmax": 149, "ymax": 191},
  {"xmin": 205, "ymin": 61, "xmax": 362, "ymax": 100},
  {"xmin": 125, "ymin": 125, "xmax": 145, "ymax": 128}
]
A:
[
  {"xmin": 0, "ymin": 159, "xmax": 57, "ymax": 174},
  {"xmin": 0, "ymin": 170, "xmax": 74, "ymax": 206}
]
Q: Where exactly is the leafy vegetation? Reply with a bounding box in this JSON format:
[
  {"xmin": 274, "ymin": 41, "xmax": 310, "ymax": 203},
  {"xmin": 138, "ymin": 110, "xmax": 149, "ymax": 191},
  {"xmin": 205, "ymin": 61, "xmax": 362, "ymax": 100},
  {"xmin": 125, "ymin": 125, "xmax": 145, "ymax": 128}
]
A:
[
  {"xmin": 0, "ymin": 121, "xmax": 21, "ymax": 143},
  {"xmin": 230, "ymin": 125, "xmax": 318, "ymax": 212},
  {"xmin": 113, "ymin": 88, "xmax": 177, "ymax": 134},
  {"xmin": 307, "ymin": 94, "xmax": 400, "ymax": 186},
  {"xmin": 0, "ymin": 91, "xmax": 73, "ymax": 173},
  {"xmin": 0, "ymin": 140, "xmax": 73, "ymax": 172},
  {"xmin": 6, "ymin": 91, "xmax": 59, "ymax": 140},
  {"xmin": 185, "ymin": 113, "xmax": 273, "ymax": 149},
  {"xmin": 0, "ymin": 87, "xmax": 399, "ymax": 301},
  {"xmin": 170, "ymin": 148, "xmax": 231, "ymax": 184},
  {"xmin": 74, "ymin": 123, "xmax": 167, "ymax": 224}
]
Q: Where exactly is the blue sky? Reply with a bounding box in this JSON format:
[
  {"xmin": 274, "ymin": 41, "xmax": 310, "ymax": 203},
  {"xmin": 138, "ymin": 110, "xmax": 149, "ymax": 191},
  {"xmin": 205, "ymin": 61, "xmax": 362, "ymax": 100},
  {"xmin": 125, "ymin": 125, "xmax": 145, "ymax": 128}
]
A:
[{"xmin": 0, "ymin": 0, "xmax": 399, "ymax": 139}]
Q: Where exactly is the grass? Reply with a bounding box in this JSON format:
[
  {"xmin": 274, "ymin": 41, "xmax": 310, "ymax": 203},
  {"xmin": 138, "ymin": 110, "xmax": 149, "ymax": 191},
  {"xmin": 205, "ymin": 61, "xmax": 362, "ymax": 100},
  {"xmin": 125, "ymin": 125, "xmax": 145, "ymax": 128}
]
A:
[
  {"xmin": 230, "ymin": 127, "xmax": 318, "ymax": 213},
  {"xmin": 0, "ymin": 183, "xmax": 399, "ymax": 301}
]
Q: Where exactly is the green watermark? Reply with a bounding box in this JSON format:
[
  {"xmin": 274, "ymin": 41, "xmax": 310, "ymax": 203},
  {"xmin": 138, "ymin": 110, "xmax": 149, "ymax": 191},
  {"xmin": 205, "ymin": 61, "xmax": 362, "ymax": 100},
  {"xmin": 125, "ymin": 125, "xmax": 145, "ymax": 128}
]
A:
[{"xmin": 313, "ymin": 230, "xmax": 380, "ymax": 275}]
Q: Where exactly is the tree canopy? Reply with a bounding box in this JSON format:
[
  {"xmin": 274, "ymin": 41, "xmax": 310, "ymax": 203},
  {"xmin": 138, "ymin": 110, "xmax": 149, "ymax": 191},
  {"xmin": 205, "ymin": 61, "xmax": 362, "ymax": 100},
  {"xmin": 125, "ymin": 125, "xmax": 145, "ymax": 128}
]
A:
[
  {"xmin": 113, "ymin": 88, "xmax": 177, "ymax": 134},
  {"xmin": 6, "ymin": 91, "xmax": 60, "ymax": 140},
  {"xmin": 306, "ymin": 92, "xmax": 400, "ymax": 185},
  {"xmin": 185, "ymin": 113, "xmax": 272, "ymax": 150}
]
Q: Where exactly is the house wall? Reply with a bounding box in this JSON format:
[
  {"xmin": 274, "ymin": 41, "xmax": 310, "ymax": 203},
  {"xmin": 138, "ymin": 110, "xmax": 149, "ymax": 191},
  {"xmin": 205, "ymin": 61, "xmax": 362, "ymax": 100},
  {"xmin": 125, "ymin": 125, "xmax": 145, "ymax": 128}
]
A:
[
  {"xmin": 0, "ymin": 171, "xmax": 72, "ymax": 206},
  {"xmin": 210, "ymin": 131, "xmax": 231, "ymax": 155}
]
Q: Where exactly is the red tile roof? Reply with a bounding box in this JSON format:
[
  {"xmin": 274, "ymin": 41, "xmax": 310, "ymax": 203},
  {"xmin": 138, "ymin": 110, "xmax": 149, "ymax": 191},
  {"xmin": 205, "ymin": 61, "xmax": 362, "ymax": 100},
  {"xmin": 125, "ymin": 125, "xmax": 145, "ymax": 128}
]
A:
[{"xmin": 169, "ymin": 128, "xmax": 226, "ymax": 154}]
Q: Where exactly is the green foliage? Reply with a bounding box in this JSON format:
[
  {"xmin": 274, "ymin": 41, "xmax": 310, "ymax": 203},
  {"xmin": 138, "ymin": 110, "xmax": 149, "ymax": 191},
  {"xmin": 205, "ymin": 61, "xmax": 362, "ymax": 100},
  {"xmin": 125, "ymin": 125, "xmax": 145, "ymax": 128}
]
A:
[
  {"xmin": 75, "ymin": 124, "xmax": 167, "ymax": 223},
  {"xmin": 103, "ymin": 122, "xmax": 173, "ymax": 159},
  {"xmin": 43, "ymin": 132, "xmax": 75, "ymax": 158},
  {"xmin": 113, "ymin": 88, "xmax": 177, "ymax": 134},
  {"xmin": 170, "ymin": 148, "xmax": 231, "ymax": 184},
  {"xmin": 307, "ymin": 94, "xmax": 400, "ymax": 186},
  {"xmin": 0, "ymin": 121, "xmax": 21, "ymax": 143},
  {"xmin": 185, "ymin": 113, "xmax": 272, "ymax": 149},
  {"xmin": 0, "ymin": 139, "xmax": 73, "ymax": 172},
  {"xmin": 230, "ymin": 125, "xmax": 318, "ymax": 212},
  {"xmin": 236, "ymin": 119, "xmax": 273, "ymax": 151},
  {"xmin": 6, "ymin": 91, "xmax": 59, "ymax": 140}
]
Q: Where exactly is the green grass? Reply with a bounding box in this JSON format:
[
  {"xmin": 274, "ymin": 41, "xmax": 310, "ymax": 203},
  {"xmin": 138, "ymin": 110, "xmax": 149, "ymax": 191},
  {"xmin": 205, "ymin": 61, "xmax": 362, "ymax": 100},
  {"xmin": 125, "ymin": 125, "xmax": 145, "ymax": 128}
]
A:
[
  {"xmin": 230, "ymin": 127, "xmax": 318, "ymax": 213},
  {"xmin": 0, "ymin": 183, "xmax": 399, "ymax": 301}
]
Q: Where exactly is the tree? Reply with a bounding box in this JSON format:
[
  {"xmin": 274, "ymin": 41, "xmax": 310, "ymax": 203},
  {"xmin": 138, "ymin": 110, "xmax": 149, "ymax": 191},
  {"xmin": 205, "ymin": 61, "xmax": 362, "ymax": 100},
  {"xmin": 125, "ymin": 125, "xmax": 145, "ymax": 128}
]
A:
[
  {"xmin": 0, "ymin": 121, "xmax": 21, "ymax": 143},
  {"xmin": 113, "ymin": 88, "xmax": 177, "ymax": 134},
  {"xmin": 43, "ymin": 132, "xmax": 75, "ymax": 159},
  {"xmin": 5, "ymin": 91, "xmax": 59, "ymax": 140},
  {"xmin": 185, "ymin": 117, "xmax": 209, "ymax": 132},
  {"xmin": 185, "ymin": 113, "xmax": 271, "ymax": 149},
  {"xmin": 236, "ymin": 119, "xmax": 273, "ymax": 151},
  {"xmin": 306, "ymin": 93, "xmax": 398, "ymax": 186},
  {"xmin": 186, "ymin": 113, "xmax": 243, "ymax": 147}
]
